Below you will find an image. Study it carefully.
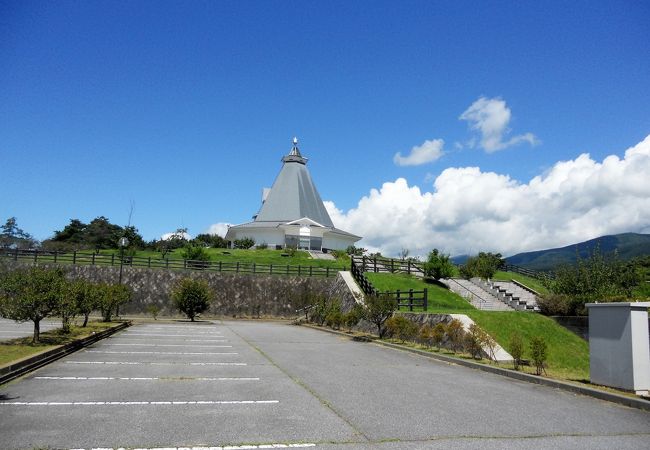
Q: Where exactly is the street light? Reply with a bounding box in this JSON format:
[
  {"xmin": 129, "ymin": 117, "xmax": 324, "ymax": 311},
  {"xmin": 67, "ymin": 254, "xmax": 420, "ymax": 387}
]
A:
[{"xmin": 117, "ymin": 237, "xmax": 129, "ymax": 318}]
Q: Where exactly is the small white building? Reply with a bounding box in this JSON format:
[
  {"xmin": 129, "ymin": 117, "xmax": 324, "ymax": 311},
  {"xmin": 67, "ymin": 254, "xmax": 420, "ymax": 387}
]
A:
[{"xmin": 225, "ymin": 138, "xmax": 361, "ymax": 252}]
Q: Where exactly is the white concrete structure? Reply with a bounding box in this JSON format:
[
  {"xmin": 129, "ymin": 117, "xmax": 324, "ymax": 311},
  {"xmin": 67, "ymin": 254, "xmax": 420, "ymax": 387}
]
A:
[
  {"xmin": 225, "ymin": 138, "xmax": 361, "ymax": 251},
  {"xmin": 586, "ymin": 302, "xmax": 650, "ymax": 395}
]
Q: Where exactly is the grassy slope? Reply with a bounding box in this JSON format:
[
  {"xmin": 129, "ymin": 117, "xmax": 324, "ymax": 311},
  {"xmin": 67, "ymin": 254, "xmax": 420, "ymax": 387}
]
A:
[
  {"xmin": 493, "ymin": 270, "xmax": 550, "ymax": 295},
  {"xmin": 365, "ymin": 272, "xmax": 588, "ymax": 380},
  {"xmin": 0, "ymin": 321, "xmax": 116, "ymax": 367},
  {"xmin": 87, "ymin": 248, "xmax": 350, "ymax": 269},
  {"xmin": 365, "ymin": 272, "xmax": 474, "ymax": 312}
]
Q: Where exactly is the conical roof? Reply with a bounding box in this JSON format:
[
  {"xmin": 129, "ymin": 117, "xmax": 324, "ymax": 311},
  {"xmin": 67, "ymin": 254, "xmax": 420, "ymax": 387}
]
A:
[{"xmin": 254, "ymin": 138, "xmax": 334, "ymax": 227}]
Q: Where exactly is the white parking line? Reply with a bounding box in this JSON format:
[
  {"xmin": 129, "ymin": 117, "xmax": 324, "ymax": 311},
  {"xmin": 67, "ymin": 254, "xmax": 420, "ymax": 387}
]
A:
[
  {"xmin": 1, "ymin": 400, "xmax": 279, "ymax": 406},
  {"xmin": 122, "ymin": 333, "xmax": 224, "ymax": 337},
  {"xmin": 69, "ymin": 443, "xmax": 315, "ymax": 450},
  {"xmin": 85, "ymin": 351, "xmax": 238, "ymax": 355},
  {"xmin": 65, "ymin": 361, "xmax": 247, "ymax": 366},
  {"xmin": 108, "ymin": 338, "xmax": 229, "ymax": 343},
  {"xmin": 102, "ymin": 344, "xmax": 232, "ymax": 348},
  {"xmin": 34, "ymin": 376, "xmax": 259, "ymax": 381}
]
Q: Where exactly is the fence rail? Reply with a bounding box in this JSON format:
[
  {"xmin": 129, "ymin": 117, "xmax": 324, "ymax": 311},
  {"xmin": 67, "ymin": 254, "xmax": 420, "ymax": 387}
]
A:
[
  {"xmin": 352, "ymin": 255, "xmax": 425, "ymax": 276},
  {"xmin": 0, "ymin": 249, "xmax": 344, "ymax": 278},
  {"xmin": 350, "ymin": 256, "xmax": 427, "ymax": 311},
  {"xmin": 500, "ymin": 263, "xmax": 551, "ymax": 280}
]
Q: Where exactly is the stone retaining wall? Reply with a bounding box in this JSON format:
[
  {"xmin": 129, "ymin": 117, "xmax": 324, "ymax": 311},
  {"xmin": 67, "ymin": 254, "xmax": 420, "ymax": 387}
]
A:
[{"xmin": 1, "ymin": 261, "xmax": 337, "ymax": 318}]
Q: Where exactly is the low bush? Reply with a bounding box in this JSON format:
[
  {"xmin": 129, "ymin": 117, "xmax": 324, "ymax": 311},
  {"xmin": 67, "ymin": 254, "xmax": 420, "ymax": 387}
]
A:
[
  {"xmin": 233, "ymin": 237, "xmax": 255, "ymax": 249},
  {"xmin": 530, "ymin": 336, "xmax": 548, "ymax": 375},
  {"xmin": 170, "ymin": 278, "xmax": 213, "ymax": 321},
  {"xmin": 446, "ymin": 319, "xmax": 466, "ymax": 353},
  {"xmin": 509, "ymin": 331, "xmax": 524, "ymax": 370},
  {"xmin": 385, "ymin": 315, "xmax": 418, "ymax": 342}
]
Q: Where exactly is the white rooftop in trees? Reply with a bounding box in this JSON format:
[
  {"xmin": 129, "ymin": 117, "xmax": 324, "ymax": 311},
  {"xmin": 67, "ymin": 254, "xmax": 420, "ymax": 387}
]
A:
[{"xmin": 225, "ymin": 138, "xmax": 361, "ymax": 251}]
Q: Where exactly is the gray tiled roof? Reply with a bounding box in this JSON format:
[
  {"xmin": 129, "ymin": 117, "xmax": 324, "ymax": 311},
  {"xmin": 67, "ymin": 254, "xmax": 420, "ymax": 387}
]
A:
[{"xmin": 254, "ymin": 149, "xmax": 335, "ymax": 227}]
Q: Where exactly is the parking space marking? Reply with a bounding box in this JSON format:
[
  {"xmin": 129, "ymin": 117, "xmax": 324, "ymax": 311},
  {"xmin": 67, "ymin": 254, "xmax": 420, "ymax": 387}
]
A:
[
  {"xmin": 1, "ymin": 400, "xmax": 279, "ymax": 406},
  {"xmin": 33, "ymin": 376, "xmax": 260, "ymax": 381},
  {"xmin": 122, "ymin": 333, "xmax": 224, "ymax": 337},
  {"xmin": 107, "ymin": 339, "xmax": 229, "ymax": 343},
  {"xmin": 65, "ymin": 361, "xmax": 247, "ymax": 366},
  {"xmin": 102, "ymin": 344, "xmax": 233, "ymax": 348},
  {"xmin": 85, "ymin": 351, "xmax": 238, "ymax": 355},
  {"xmin": 69, "ymin": 443, "xmax": 316, "ymax": 450}
]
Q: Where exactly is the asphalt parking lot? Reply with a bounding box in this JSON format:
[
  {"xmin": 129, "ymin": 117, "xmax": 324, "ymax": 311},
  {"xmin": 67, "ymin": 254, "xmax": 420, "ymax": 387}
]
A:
[
  {"xmin": 1, "ymin": 320, "xmax": 649, "ymax": 450},
  {"xmin": 0, "ymin": 318, "xmax": 60, "ymax": 341}
]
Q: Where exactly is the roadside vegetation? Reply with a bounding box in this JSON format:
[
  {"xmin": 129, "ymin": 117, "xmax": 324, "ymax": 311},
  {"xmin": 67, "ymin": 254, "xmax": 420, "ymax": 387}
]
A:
[{"xmin": 0, "ymin": 321, "xmax": 116, "ymax": 367}]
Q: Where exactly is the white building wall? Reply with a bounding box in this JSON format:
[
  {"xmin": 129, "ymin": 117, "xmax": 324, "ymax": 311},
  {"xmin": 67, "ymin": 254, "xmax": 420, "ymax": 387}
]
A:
[{"xmin": 322, "ymin": 234, "xmax": 358, "ymax": 251}]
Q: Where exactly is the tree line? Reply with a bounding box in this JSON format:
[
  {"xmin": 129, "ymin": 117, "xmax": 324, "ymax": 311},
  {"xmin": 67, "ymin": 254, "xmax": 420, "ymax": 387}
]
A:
[{"xmin": 0, "ymin": 266, "xmax": 131, "ymax": 343}]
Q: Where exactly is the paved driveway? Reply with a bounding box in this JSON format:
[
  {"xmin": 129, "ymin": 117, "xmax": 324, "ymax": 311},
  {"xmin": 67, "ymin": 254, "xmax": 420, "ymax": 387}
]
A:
[{"xmin": 0, "ymin": 320, "xmax": 648, "ymax": 449}]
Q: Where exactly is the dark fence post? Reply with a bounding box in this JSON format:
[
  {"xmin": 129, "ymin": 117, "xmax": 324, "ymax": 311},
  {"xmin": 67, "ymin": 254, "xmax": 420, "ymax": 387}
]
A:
[
  {"xmin": 409, "ymin": 289, "xmax": 414, "ymax": 311},
  {"xmin": 110, "ymin": 254, "xmax": 114, "ymax": 266},
  {"xmin": 423, "ymin": 288, "xmax": 428, "ymax": 311},
  {"xmin": 326, "ymin": 267, "xmax": 329, "ymax": 277},
  {"xmin": 54, "ymin": 251, "xmax": 58, "ymax": 264},
  {"xmin": 91, "ymin": 253, "xmax": 95, "ymax": 265},
  {"xmin": 407, "ymin": 260, "xmax": 411, "ymax": 274},
  {"xmin": 391, "ymin": 258, "xmax": 394, "ymax": 272},
  {"xmin": 396, "ymin": 289, "xmax": 401, "ymax": 310},
  {"xmin": 73, "ymin": 251, "xmax": 77, "ymax": 265},
  {"xmin": 166, "ymin": 258, "xmax": 169, "ymax": 269},
  {"xmin": 148, "ymin": 257, "xmax": 151, "ymax": 268},
  {"xmin": 373, "ymin": 256, "xmax": 377, "ymax": 273},
  {"xmin": 298, "ymin": 265, "xmax": 301, "ymax": 276},
  {"xmin": 236, "ymin": 262, "xmax": 240, "ymax": 273},
  {"xmin": 253, "ymin": 263, "xmax": 256, "ymax": 274},
  {"xmin": 184, "ymin": 259, "xmax": 187, "ymax": 269},
  {"xmin": 309, "ymin": 266, "xmax": 313, "ymax": 277},
  {"xmin": 33, "ymin": 249, "xmax": 38, "ymax": 264},
  {"xmin": 14, "ymin": 248, "xmax": 18, "ymax": 261},
  {"xmin": 219, "ymin": 261, "xmax": 222, "ymax": 272},
  {"xmin": 270, "ymin": 264, "xmax": 273, "ymax": 274}
]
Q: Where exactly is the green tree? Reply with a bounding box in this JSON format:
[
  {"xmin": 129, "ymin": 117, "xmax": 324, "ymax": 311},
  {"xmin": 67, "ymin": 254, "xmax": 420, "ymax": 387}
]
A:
[
  {"xmin": 181, "ymin": 243, "xmax": 211, "ymax": 268},
  {"xmin": 509, "ymin": 331, "xmax": 525, "ymax": 371},
  {"xmin": 171, "ymin": 278, "xmax": 213, "ymax": 321},
  {"xmin": 423, "ymin": 249, "xmax": 455, "ymax": 280},
  {"xmin": 194, "ymin": 233, "xmax": 228, "ymax": 248},
  {"xmin": 461, "ymin": 252, "xmax": 504, "ymax": 280},
  {"xmin": 446, "ymin": 318, "xmax": 465, "ymax": 353},
  {"xmin": 0, "ymin": 217, "xmax": 36, "ymax": 249},
  {"xmin": 530, "ymin": 336, "xmax": 548, "ymax": 375},
  {"xmin": 362, "ymin": 292, "xmax": 397, "ymax": 338},
  {"xmin": 86, "ymin": 216, "xmax": 123, "ymax": 253},
  {"xmin": 68, "ymin": 279, "xmax": 102, "ymax": 327},
  {"xmin": 0, "ymin": 267, "xmax": 66, "ymax": 343},
  {"xmin": 98, "ymin": 283, "xmax": 131, "ymax": 322},
  {"xmin": 233, "ymin": 237, "xmax": 255, "ymax": 249},
  {"xmin": 122, "ymin": 225, "xmax": 145, "ymax": 250},
  {"xmin": 544, "ymin": 245, "xmax": 641, "ymax": 315}
]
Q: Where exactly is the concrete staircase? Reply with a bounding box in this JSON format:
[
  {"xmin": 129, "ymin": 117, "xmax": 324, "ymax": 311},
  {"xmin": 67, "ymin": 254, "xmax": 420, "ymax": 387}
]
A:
[
  {"xmin": 487, "ymin": 280, "xmax": 540, "ymax": 312},
  {"xmin": 441, "ymin": 278, "xmax": 512, "ymax": 311}
]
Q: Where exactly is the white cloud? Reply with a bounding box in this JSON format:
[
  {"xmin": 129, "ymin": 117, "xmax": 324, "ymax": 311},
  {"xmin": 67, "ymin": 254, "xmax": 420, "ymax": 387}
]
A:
[
  {"xmin": 460, "ymin": 97, "xmax": 538, "ymax": 152},
  {"xmin": 327, "ymin": 135, "xmax": 650, "ymax": 258},
  {"xmin": 161, "ymin": 231, "xmax": 192, "ymax": 241},
  {"xmin": 205, "ymin": 222, "xmax": 231, "ymax": 237},
  {"xmin": 393, "ymin": 139, "xmax": 444, "ymax": 166}
]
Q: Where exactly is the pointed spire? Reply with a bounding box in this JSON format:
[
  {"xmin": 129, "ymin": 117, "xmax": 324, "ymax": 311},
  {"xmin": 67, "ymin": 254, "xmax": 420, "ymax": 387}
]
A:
[{"xmin": 282, "ymin": 136, "xmax": 307, "ymax": 164}]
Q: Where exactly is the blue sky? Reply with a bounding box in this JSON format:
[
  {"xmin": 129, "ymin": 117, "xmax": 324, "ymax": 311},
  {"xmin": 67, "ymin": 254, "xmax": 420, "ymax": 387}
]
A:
[{"xmin": 2, "ymin": 1, "xmax": 649, "ymax": 256}]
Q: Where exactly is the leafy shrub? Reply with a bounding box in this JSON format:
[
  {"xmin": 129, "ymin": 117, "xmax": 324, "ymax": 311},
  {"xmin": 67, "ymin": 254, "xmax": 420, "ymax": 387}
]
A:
[
  {"xmin": 99, "ymin": 283, "xmax": 132, "ymax": 322},
  {"xmin": 146, "ymin": 304, "xmax": 161, "ymax": 320},
  {"xmin": 285, "ymin": 246, "xmax": 297, "ymax": 257},
  {"xmin": 346, "ymin": 245, "xmax": 367, "ymax": 256},
  {"xmin": 431, "ymin": 322, "xmax": 446, "ymax": 350},
  {"xmin": 446, "ymin": 318, "xmax": 466, "ymax": 353},
  {"xmin": 385, "ymin": 315, "xmax": 418, "ymax": 342},
  {"xmin": 342, "ymin": 305, "xmax": 363, "ymax": 331},
  {"xmin": 536, "ymin": 294, "xmax": 571, "ymax": 316},
  {"xmin": 363, "ymin": 293, "xmax": 398, "ymax": 338},
  {"xmin": 464, "ymin": 323, "xmax": 487, "ymax": 359},
  {"xmin": 257, "ymin": 242, "xmax": 268, "ymax": 250},
  {"xmin": 233, "ymin": 237, "xmax": 255, "ymax": 249},
  {"xmin": 181, "ymin": 243, "xmax": 211, "ymax": 268},
  {"xmin": 325, "ymin": 310, "xmax": 343, "ymax": 330},
  {"xmin": 530, "ymin": 336, "xmax": 548, "ymax": 375},
  {"xmin": 509, "ymin": 331, "xmax": 524, "ymax": 370},
  {"xmin": 418, "ymin": 324, "xmax": 433, "ymax": 347},
  {"xmin": 423, "ymin": 249, "xmax": 455, "ymax": 280},
  {"xmin": 331, "ymin": 249, "xmax": 348, "ymax": 260},
  {"xmin": 170, "ymin": 278, "xmax": 213, "ymax": 321}
]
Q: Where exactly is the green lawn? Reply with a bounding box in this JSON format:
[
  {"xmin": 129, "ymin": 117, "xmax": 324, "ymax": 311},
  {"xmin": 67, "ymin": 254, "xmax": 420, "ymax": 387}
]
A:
[
  {"xmin": 493, "ymin": 270, "xmax": 550, "ymax": 295},
  {"xmin": 0, "ymin": 321, "xmax": 118, "ymax": 367},
  {"xmin": 82, "ymin": 248, "xmax": 351, "ymax": 270},
  {"xmin": 365, "ymin": 272, "xmax": 475, "ymax": 312},
  {"xmin": 364, "ymin": 271, "xmax": 588, "ymax": 380}
]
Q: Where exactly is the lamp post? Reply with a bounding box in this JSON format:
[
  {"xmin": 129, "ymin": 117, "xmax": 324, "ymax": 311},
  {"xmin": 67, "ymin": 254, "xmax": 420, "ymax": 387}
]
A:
[{"xmin": 117, "ymin": 237, "xmax": 129, "ymax": 317}]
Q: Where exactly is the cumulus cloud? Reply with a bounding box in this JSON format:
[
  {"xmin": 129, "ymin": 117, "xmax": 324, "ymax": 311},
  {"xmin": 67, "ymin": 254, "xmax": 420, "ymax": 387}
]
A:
[
  {"xmin": 161, "ymin": 231, "xmax": 192, "ymax": 241},
  {"xmin": 393, "ymin": 139, "xmax": 445, "ymax": 166},
  {"xmin": 460, "ymin": 97, "xmax": 538, "ymax": 152},
  {"xmin": 205, "ymin": 222, "xmax": 231, "ymax": 237},
  {"xmin": 327, "ymin": 135, "xmax": 650, "ymax": 258}
]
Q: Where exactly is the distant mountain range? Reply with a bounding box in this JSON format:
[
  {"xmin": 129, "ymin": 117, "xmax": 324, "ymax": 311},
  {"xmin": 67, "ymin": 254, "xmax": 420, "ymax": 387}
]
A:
[{"xmin": 451, "ymin": 233, "xmax": 650, "ymax": 272}]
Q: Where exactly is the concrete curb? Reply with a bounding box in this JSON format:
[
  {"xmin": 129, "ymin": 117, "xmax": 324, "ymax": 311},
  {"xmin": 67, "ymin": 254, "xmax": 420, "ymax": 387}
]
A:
[
  {"xmin": 0, "ymin": 321, "xmax": 131, "ymax": 385},
  {"xmin": 302, "ymin": 323, "xmax": 650, "ymax": 412}
]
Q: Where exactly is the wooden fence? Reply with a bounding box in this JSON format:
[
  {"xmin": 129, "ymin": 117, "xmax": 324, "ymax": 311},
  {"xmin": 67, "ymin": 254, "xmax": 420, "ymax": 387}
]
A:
[
  {"xmin": 350, "ymin": 256, "xmax": 428, "ymax": 311},
  {"xmin": 0, "ymin": 249, "xmax": 345, "ymax": 278},
  {"xmin": 352, "ymin": 255, "xmax": 425, "ymax": 276},
  {"xmin": 500, "ymin": 263, "xmax": 551, "ymax": 280}
]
